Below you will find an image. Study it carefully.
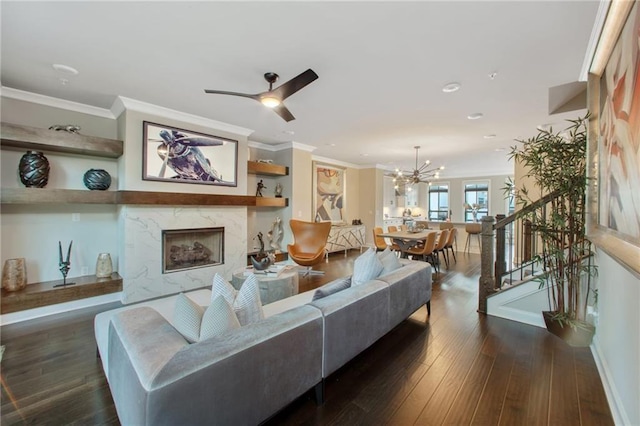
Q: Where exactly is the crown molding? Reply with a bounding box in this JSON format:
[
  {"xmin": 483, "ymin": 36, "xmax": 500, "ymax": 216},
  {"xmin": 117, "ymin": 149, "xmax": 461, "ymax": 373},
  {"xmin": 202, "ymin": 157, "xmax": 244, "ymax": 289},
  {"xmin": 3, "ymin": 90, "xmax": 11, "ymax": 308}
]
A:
[
  {"xmin": 312, "ymin": 155, "xmax": 363, "ymax": 169},
  {"xmin": 1, "ymin": 87, "xmax": 116, "ymax": 119},
  {"xmin": 248, "ymin": 140, "xmax": 317, "ymax": 152},
  {"xmin": 111, "ymin": 96, "xmax": 254, "ymax": 137},
  {"xmin": 579, "ymin": 0, "xmax": 611, "ymax": 81}
]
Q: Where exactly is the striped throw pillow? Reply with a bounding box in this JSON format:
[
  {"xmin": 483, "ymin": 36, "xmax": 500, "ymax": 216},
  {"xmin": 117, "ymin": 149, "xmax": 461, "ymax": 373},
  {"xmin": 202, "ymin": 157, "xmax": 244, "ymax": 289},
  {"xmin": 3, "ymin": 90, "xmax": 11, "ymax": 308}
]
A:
[{"xmin": 352, "ymin": 247, "xmax": 384, "ymax": 286}]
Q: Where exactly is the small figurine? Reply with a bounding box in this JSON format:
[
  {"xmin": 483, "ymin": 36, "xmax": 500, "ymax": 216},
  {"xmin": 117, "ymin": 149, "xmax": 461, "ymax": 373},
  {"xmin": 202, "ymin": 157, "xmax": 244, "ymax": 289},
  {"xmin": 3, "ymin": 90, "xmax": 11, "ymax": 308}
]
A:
[
  {"xmin": 254, "ymin": 232, "xmax": 266, "ymax": 259},
  {"xmin": 267, "ymin": 216, "xmax": 284, "ymax": 251},
  {"xmin": 49, "ymin": 124, "xmax": 81, "ymax": 133},
  {"xmin": 274, "ymin": 182, "xmax": 283, "ymax": 198},
  {"xmin": 256, "ymin": 180, "xmax": 266, "ymax": 197}
]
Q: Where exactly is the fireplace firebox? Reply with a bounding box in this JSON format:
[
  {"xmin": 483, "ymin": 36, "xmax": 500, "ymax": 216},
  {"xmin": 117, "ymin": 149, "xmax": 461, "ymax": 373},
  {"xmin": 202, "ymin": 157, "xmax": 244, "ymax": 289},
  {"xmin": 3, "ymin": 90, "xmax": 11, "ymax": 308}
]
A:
[{"xmin": 162, "ymin": 227, "xmax": 224, "ymax": 273}]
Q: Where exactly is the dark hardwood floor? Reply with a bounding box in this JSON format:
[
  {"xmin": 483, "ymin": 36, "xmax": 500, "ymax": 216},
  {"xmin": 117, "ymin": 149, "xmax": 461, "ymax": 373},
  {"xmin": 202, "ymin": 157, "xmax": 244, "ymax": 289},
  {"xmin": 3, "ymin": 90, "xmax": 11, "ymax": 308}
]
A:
[{"xmin": 0, "ymin": 250, "xmax": 613, "ymax": 425}]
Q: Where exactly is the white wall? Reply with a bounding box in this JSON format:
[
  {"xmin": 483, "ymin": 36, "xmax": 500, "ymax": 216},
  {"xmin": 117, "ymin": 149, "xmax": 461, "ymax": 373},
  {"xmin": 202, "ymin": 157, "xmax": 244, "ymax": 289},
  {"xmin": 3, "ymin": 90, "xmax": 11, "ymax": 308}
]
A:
[{"xmin": 592, "ymin": 249, "xmax": 640, "ymax": 426}]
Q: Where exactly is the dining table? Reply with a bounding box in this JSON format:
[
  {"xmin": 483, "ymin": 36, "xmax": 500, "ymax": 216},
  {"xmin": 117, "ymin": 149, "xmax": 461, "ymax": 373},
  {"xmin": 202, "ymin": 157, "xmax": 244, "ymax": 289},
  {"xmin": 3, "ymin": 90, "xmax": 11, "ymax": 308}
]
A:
[{"xmin": 378, "ymin": 229, "xmax": 439, "ymax": 257}]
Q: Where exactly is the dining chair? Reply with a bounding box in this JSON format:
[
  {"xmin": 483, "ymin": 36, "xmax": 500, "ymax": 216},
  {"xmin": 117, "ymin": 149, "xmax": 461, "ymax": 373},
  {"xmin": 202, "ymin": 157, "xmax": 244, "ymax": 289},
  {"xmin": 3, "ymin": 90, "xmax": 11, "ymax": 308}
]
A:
[
  {"xmin": 399, "ymin": 224, "xmax": 408, "ymax": 232},
  {"xmin": 444, "ymin": 227, "xmax": 457, "ymax": 264},
  {"xmin": 464, "ymin": 223, "xmax": 482, "ymax": 253},
  {"xmin": 388, "ymin": 225, "xmax": 399, "ymax": 233},
  {"xmin": 434, "ymin": 229, "xmax": 450, "ymax": 268},
  {"xmin": 439, "ymin": 222, "xmax": 456, "ymax": 250},
  {"xmin": 406, "ymin": 231, "xmax": 438, "ymax": 271},
  {"xmin": 373, "ymin": 227, "xmax": 390, "ymax": 251}
]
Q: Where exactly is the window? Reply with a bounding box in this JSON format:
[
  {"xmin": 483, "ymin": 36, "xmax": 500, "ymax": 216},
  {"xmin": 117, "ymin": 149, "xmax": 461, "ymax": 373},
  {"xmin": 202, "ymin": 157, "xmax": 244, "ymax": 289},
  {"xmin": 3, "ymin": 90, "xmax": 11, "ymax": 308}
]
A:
[
  {"xmin": 428, "ymin": 184, "xmax": 449, "ymax": 221},
  {"xmin": 464, "ymin": 182, "xmax": 489, "ymax": 222}
]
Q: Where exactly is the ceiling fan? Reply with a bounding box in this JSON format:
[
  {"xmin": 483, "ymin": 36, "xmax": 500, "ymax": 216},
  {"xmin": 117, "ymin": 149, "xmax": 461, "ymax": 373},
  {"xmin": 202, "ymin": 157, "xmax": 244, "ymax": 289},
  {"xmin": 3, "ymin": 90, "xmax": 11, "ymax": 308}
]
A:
[
  {"xmin": 387, "ymin": 146, "xmax": 445, "ymax": 189},
  {"xmin": 204, "ymin": 69, "xmax": 318, "ymax": 122}
]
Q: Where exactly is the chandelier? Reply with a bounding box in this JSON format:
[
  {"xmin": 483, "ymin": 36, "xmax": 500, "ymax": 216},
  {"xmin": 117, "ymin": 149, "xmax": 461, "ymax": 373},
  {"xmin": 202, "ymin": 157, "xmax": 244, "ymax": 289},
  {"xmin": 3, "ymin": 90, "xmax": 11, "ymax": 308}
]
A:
[{"xmin": 387, "ymin": 146, "xmax": 444, "ymax": 190}]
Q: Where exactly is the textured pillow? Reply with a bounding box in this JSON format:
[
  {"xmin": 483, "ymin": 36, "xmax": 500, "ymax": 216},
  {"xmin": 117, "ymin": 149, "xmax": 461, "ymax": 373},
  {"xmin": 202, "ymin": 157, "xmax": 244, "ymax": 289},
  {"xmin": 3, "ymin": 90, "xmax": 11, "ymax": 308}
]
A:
[
  {"xmin": 312, "ymin": 276, "xmax": 352, "ymax": 301},
  {"xmin": 352, "ymin": 247, "xmax": 384, "ymax": 286},
  {"xmin": 173, "ymin": 293, "xmax": 205, "ymax": 343},
  {"xmin": 211, "ymin": 273, "xmax": 264, "ymax": 326},
  {"xmin": 174, "ymin": 293, "xmax": 241, "ymax": 343},
  {"xmin": 233, "ymin": 274, "xmax": 264, "ymax": 326},
  {"xmin": 200, "ymin": 296, "xmax": 241, "ymax": 340},
  {"xmin": 378, "ymin": 247, "xmax": 402, "ymax": 275}
]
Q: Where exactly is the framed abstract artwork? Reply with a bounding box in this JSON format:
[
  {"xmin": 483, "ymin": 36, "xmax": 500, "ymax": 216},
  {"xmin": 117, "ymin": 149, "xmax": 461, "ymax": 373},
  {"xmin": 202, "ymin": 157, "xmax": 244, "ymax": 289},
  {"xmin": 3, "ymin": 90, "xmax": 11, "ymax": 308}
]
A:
[
  {"xmin": 142, "ymin": 121, "xmax": 238, "ymax": 187},
  {"xmin": 313, "ymin": 162, "xmax": 346, "ymax": 223},
  {"xmin": 586, "ymin": 1, "xmax": 640, "ymax": 275}
]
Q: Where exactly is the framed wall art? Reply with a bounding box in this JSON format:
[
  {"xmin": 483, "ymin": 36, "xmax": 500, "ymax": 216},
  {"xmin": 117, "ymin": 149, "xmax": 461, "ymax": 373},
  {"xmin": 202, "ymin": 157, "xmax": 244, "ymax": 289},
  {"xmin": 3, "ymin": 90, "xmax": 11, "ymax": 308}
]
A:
[
  {"xmin": 313, "ymin": 162, "xmax": 346, "ymax": 223},
  {"xmin": 587, "ymin": 1, "xmax": 640, "ymax": 276},
  {"xmin": 142, "ymin": 121, "xmax": 238, "ymax": 187}
]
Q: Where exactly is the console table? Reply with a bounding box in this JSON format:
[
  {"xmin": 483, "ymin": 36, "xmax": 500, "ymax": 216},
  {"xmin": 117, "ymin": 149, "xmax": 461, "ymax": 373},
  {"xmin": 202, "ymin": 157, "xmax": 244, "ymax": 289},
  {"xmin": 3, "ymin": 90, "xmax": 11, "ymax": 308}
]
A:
[{"xmin": 325, "ymin": 224, "xmax": 366, "ymax": 257}]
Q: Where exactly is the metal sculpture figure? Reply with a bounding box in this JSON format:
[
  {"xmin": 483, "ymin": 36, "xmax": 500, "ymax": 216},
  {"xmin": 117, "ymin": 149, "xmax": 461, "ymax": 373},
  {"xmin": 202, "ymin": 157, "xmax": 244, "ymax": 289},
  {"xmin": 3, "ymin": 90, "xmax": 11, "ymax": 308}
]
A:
[{"xmin": 54, "ymin": 240, "xmax": 75, "ymax": 287}]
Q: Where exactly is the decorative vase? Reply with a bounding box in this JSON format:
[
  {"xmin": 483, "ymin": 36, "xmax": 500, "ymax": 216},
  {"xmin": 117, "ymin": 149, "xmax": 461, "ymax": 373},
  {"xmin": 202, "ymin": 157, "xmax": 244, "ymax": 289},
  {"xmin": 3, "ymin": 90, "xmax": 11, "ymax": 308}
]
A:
[
  {"xmin": 18, "ymin": 151, "xmax": 50, "ymax": 188},
  {"xmin": 95, "ymin": 253, "xmax": 113, "ymax": 278},
  {"xmin": 83, "ymin": 169, "xmax": 112, "ymax": 190},
  {"xmin": 2, "ymin": 258, "xmax": 27, "ymax": 292}
]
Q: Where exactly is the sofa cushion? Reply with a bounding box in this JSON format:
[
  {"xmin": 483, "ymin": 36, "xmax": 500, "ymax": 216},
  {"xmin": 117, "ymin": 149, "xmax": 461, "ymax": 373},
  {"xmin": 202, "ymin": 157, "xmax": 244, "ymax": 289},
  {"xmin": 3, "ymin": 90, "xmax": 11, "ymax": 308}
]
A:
[
  {"xmin": 352, "ymin": 248, "xmax": 383, "ymax": 286},
  {"xmin": 378, "ymin": 247, "xmax": 402, "ymax": 275},
  {"xmin": 312, "ymin": 276, "xmax": 352, "ymax": 301},
  {"xmin": 212, "ymin": 273, "xmax": 264, "ymax": 326}
]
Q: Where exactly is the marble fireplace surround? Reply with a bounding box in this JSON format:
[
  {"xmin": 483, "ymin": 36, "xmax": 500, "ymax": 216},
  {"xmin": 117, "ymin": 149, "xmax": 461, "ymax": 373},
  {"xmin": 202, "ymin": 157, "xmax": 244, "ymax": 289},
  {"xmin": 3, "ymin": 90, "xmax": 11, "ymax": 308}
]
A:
[{"xmin": 119, "ymin": 205, "xmax": 247, "ymax": 304}]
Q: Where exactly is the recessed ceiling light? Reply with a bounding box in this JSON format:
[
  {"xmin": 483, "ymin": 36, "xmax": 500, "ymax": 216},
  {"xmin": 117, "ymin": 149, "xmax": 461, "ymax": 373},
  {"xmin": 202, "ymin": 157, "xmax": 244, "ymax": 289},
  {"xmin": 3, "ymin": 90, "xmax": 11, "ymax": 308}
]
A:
[
  {"xmin": 468, "ymin": 113, "xmax": 484, "ymax": 120},
  {"xmin": 494, "ymin": 148, "xmax": 506, "ymax": 152},
  {"xmin": 484, "ymin": 134, "xmax": 496, "ymax": 139},
  {"xmin": 442, "ymin": 82, "xmax": 461, "ymax": 93},
  {"xmin": 52, "ymin": 64, "xmax": 79, "ymax": 75},
  {"xmin": 282, "ymin": 130, "xmax": 295, "ymax": 135},
  {"xmin": 488, "ymin": 72, "xmax": 498, "ymax": 80},
  {"xmin": 360, "ymin": 153, "xmax": 369, "ymax": 157}
]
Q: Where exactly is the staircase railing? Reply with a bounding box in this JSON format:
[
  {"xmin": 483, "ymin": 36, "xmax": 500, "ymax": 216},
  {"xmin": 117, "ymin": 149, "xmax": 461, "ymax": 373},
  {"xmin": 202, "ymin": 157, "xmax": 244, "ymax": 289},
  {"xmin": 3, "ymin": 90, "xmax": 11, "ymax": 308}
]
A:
[{"xmin": 478, "ymin": 190, "xmax": 562, "ymax": 313}]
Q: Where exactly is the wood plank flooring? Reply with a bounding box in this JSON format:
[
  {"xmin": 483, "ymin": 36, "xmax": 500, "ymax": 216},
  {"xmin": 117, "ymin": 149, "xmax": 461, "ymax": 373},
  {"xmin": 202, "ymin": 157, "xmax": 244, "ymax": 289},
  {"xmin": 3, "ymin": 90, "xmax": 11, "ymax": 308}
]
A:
[{"xmin": 0, "ymin": 250, "xmax": 613, "ymax": 425}]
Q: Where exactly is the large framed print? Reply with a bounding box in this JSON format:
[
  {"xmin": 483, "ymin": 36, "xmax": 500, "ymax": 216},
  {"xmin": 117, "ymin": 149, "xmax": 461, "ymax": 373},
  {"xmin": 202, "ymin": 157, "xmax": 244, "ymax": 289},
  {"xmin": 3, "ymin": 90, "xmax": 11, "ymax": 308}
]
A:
[
  {"xmin": 587, "ymin": 1, "xmax": 640, "ymax": 276},
  {"xmin": 142, "ymin": 121, "xmax": 238, "ymax": 187},
  {"xmin": 313, "ymin": 162, "xmax": 346, "ymax": 223}
]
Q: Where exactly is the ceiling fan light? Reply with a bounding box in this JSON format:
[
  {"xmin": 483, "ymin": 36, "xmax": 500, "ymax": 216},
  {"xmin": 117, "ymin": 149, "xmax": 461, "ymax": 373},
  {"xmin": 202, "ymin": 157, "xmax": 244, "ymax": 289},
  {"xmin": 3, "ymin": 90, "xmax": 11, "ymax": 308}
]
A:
[{"xmin": 260, "ymin": 96, "xmax": 281, "ymax": 108}]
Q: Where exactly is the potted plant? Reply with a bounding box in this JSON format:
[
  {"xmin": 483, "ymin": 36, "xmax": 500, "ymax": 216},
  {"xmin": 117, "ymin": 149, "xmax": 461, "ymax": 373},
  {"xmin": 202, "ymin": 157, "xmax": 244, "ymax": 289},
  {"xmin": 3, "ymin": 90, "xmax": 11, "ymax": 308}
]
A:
[{"xmin": 507, "ymin": 115, "xmax": 597, "ymax": 347}]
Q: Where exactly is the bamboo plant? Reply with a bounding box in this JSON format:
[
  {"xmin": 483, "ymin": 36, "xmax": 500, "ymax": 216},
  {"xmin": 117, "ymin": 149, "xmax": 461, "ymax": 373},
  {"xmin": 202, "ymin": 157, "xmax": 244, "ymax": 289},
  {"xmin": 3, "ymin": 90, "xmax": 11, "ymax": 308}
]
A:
[{"xmin": 507, "ymin": 115, "xmax": 597, "ymax": 329}]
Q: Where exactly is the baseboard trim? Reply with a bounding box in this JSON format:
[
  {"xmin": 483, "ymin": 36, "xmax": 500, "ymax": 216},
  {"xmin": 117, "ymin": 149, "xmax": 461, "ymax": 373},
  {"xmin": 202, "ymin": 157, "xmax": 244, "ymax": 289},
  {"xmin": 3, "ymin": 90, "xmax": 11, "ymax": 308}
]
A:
[
  {"xmin": 591, "ymin": 336, "xmax": 631, "ymax": 426},
  {"xmin": 0, "ymin": 292, "xmax": 122, "ymax": 326}
]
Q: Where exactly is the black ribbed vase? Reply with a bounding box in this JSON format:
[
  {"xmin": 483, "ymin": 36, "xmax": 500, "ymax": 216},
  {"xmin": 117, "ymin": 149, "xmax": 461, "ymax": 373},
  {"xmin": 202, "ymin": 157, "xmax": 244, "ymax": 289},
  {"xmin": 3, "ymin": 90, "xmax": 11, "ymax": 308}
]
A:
[
  {"xmin": 18, "ymin": 151, "xmax": 50, "ymax": 188},
  {"xmin": 83, "ymin": 169, "xmax": 112, "ymax": 191}
]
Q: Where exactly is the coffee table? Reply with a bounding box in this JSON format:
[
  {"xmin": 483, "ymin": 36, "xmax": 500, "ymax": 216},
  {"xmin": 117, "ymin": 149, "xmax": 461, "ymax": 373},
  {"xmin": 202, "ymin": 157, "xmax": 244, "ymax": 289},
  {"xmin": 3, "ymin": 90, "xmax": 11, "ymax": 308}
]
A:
[{"xmin": 231, "ymin": 266, "xmax": 299, "ymax": 305}]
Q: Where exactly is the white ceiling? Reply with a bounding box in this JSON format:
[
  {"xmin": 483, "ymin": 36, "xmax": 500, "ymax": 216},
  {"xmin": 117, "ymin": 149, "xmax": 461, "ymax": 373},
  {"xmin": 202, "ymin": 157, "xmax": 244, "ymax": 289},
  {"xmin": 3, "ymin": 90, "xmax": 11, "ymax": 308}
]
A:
[{"xmin": 1, "ymin": 1, "xmax": 599, "ymax": 178}]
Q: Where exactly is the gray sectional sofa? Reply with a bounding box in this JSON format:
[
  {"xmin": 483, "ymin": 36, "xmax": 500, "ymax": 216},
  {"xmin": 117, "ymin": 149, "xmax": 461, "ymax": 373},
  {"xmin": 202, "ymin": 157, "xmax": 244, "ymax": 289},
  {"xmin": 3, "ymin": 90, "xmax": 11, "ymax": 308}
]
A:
[{"xmin": 95, "ymin": 259, "xmax": 432, "ymax": 425}]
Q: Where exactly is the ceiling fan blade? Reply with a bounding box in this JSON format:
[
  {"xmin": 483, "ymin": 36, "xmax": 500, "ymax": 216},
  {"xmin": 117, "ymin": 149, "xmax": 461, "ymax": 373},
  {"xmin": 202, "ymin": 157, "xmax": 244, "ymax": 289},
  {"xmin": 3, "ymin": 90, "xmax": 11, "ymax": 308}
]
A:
[
  {"xmin": 203, "ymin": 89, "xmax": 260, "ymax": 101},
  {"xmin": 273, "ymin": 104, "xmax": 295, "ymax": 122},
  {"xmin": 272, "ymin": 69, "xmax": 318, "ymax": 101}
]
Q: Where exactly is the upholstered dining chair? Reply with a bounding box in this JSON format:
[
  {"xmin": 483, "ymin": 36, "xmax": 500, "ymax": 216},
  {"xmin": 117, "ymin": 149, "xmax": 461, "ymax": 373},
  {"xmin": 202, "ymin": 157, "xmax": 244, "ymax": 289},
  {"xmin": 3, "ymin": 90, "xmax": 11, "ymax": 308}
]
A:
[
  {"xmin": 388, "ymin": 225, "xmax": 399, "ymax": 233},
  {"xmin": 439, "ymin": 222, "xmax": 456, "ymax": 250},
  {"xmin": 444, "ymin": 227, "xmax": 457, "ymax": 264},
  {"xmin": 464, "ymin": 223, "xmax": 482, "ymax": 253},
  {"xmin": 373, "ymin": 227, "xmax": 390, "ymax": 251},
  {"xmin": 384, "ymin": 226, "xmax": 402, "ymax": 253},
  {"xmin": 406, "ymin": 231, "xmax": 438, "ymax": 271},
  {"xmin": 434, "ymin": 229, "xmax": 450, "ymax": 268},
  {"xmin": 287, "ymin": 220, "xmax": 332, "ymax": 275}
]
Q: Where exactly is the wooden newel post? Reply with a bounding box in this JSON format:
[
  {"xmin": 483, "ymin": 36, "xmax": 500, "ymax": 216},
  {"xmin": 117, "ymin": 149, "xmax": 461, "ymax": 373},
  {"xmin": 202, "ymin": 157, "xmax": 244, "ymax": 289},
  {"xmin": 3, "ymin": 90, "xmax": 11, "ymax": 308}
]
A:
[{"xmin": 479, "ymin": 216, "xmax": 496, "ymax": 314}]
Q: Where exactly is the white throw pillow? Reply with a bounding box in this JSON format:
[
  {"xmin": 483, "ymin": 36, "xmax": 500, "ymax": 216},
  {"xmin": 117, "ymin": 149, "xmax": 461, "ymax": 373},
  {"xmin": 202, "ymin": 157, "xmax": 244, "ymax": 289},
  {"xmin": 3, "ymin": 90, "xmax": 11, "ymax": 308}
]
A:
[
  {"xmin": 174, "ymin": 293, "xmax": 241, "ymax": 343},
  {"xmin": 352, "ymin": 247, "xmax": 384, "ymax": 286},
  {"xmin": 378, "ymin": 247, "xmax": 402, "ymax": 275},
  {"xmin": 173, "ymin": 293, "xmax": 205, "ymax": 343},
  {"xmin": 200, "ymin": 296, "xmax": 241, "ymax": 340},
  {"xmin": 211, "ymin": 273, "xmax": 264, "ymax": 326}
]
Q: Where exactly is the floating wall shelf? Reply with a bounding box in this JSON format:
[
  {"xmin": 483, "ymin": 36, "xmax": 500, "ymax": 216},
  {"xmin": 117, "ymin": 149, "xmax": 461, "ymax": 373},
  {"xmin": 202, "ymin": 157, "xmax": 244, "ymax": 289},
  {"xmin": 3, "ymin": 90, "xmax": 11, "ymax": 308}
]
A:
[
  {"xmin": 1, "ymin": 122, "xmax": 123, "ymax": 158},
  {"xmin": 247, "ymin": 161, "xmax": 289, "ymax": 176}
]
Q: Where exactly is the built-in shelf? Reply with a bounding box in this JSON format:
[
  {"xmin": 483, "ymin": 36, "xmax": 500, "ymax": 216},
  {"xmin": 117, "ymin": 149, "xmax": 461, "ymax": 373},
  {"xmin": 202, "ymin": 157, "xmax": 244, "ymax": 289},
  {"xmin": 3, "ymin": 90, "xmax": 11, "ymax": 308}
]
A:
[
  {"xmin": 1, "ymin": 273, "xmax": 123, "ymax": 314},
  {"xmin": 1, "ymin": 122, "xmax": 123, "ymax": 158},
  {"xmin": 1, "ymin": 187, "xmax": 117, "ymax": 204},
  {"xmin": 247, "ymin": 161, "xmax": 288, "ymax": 176},
  {"xmin": 0, "ymin": 187, "xmax": 288, "ymax": 207}
]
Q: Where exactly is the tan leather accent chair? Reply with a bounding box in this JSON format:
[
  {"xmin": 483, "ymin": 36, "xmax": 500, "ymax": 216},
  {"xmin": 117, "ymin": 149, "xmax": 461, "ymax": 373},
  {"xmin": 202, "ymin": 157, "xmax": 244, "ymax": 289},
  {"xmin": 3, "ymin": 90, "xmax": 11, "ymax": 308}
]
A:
[
  {"xmin": 373, "ymin": 227, "xmax": 389, "ymax": 251},
  {"xmin": 406, "ymin": 231, "xmax": 438, "ymax": 271},
  {"xmin": 287, "ymin": 220, "xmax": 332, "ymax": 274}
]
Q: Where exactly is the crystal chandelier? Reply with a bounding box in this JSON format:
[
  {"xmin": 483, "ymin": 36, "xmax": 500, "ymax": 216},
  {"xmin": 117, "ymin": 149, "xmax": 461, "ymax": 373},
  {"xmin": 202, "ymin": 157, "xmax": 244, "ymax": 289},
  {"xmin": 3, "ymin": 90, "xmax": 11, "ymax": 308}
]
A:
[{"xmin": 387, "ymin": 146, "xmax": 444, "ymax": 191}]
